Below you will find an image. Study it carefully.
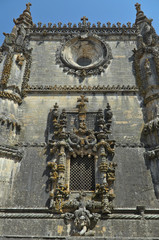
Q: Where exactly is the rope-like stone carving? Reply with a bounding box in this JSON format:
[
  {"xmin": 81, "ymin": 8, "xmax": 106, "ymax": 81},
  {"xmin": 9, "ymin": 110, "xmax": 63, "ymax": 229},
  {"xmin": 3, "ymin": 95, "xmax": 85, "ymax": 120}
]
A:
[
  {"xmin": 0, "ymin": 53, "xmax": 13, "ymax": 87},
  {"xmin": 0, "ymin": 91, "xmax": 22, "ymax": 104},
  {"xmin": 21, "ymin": 52, "xmax": 32, "ymax": 97}
]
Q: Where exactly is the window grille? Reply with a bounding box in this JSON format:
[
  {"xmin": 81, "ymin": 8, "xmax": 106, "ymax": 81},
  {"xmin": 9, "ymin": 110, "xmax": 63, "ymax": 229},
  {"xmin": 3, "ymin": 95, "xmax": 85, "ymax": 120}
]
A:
[{"xmin": 70, "ymin": 155, "xmax": 95, "ymax": 191}]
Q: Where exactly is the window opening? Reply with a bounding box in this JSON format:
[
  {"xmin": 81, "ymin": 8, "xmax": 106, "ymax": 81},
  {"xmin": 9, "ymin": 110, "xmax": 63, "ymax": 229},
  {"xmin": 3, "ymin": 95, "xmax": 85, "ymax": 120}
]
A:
[{"xmin": 70, "ymin": 155, "xmax": 95, "ymax": 191}]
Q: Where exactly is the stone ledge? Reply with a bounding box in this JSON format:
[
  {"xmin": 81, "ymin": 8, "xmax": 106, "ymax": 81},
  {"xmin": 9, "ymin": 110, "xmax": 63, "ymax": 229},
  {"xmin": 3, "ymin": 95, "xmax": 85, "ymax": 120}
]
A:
[
  {"xmin": 1, "ymin": 236, "xmax": 159, "ymax": 240},
  {"xmin": 0, "ymin": 207, "xmax": 159, "ymax": 219}
]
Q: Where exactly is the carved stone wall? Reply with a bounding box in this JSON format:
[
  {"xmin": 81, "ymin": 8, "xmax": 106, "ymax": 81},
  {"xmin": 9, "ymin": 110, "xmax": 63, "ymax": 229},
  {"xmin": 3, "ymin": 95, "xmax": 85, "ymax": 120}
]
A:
[{"xmin": 0, "ymin": 2, "xmax": 159, "ymax": 239}]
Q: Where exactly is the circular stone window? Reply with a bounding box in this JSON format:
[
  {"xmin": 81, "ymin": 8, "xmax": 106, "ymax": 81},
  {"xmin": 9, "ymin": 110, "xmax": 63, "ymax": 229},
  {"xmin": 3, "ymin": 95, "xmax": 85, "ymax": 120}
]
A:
[{"xmin": 57, "ymin": 35, "xmax": 112, "ymax": 77}]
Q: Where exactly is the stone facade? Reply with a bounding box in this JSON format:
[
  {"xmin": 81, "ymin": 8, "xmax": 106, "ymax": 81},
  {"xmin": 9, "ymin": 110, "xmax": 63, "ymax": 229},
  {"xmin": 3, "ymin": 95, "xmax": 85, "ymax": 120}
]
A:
[{"xmin": 0, "ymin": 2, "xmax": 159, "ymax": 239}]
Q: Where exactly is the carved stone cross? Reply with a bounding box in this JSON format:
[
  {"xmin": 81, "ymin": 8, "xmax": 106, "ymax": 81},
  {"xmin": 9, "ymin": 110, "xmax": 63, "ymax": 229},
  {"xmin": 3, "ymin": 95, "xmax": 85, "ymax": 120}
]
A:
[
  {"xmin": 135, "ymin": 3, "xmax": 141, "ymax": 13},
  {"xmin": 81, "ymin": 16, "xmax": 88, "ymax": 26},
  {"xmin": 26, "ymin": 2, "xmax": 32, "ymax": 11},
  {"xmin": 77, "ymin": 95, "xmax": 88, "ymax": 105}
]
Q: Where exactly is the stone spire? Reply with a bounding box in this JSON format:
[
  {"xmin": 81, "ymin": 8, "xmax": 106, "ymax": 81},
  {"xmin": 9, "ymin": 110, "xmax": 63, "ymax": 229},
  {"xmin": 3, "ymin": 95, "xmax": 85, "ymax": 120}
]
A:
[{"xmin": 13, "ymin": 3, "xmax": 33, "ymax": 27}]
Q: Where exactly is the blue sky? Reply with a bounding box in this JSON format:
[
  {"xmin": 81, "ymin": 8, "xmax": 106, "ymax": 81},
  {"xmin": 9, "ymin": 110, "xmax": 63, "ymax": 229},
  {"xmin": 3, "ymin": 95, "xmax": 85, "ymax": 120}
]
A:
[{"xmin": 0, "ymin": 0, "xmax": 159, "ymax": 46}]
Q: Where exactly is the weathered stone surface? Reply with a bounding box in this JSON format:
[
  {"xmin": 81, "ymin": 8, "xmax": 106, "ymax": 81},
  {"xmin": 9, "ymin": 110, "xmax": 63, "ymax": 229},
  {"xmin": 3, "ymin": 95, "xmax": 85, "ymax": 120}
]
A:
[
  {"xmin": 29, "ymin": 41, "xmax": 136, "ymax": 87},
  {"xmin": 1, "ymin": 2, "xmax": 159, "ymax": 239}
]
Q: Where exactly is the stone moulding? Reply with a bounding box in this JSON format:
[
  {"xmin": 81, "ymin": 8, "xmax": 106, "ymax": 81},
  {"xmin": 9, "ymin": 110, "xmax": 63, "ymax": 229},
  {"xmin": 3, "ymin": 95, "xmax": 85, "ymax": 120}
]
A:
[
  {"xmin": 25, "ymin": 85, "xmax": 138, "ymax": 93},
  {"xmin": 0, "ymin": 145, "xmax": 23, "ymax": 161},
  {"xmin": 0, "ymin": 207, "xmax": 159, "ymax": 219},
  {"xmin": 0, "ymin": 91, "xmax": 22, "ymax": 104}
]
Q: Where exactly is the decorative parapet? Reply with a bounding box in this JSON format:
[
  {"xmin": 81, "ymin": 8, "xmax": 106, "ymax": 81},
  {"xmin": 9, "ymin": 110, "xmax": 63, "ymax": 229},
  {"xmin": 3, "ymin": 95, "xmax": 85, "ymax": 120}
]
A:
[{"xmin": 29, "ymin": 17, "xmax": 136, "ymax": 36}]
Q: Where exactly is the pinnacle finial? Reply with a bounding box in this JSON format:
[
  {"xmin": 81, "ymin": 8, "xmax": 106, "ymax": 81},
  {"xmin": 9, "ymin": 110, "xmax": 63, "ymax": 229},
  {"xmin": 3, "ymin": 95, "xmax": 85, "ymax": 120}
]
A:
[
  {"xmin": 13, "ymin": 2, "xmax": 33, "ymax": 26},
  {"xmin": 26, "ymin": 2, "xmax": 32, "ymax": 11},
  {"xmin": 135, "ymin": 3, "xmax": 141, "ymax": 14}
]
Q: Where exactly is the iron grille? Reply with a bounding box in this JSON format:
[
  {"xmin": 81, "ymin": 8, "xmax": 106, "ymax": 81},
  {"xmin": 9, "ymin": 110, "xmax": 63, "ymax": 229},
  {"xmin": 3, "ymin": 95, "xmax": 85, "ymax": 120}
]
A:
[{"xmin": 70, "ymin": 155, "xmax": 95, "ymax": 191}]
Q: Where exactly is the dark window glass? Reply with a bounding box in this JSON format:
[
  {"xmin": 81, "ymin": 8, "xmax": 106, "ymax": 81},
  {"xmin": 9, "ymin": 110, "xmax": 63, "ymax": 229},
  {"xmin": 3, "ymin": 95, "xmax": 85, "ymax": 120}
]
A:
[
  {"xmin": 77, "ymin": 57, "xmax": 92, "ymax": 66},
  {"xmin": 70, "ymin": 155, "xmax": 95, "ymax": 191}
]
